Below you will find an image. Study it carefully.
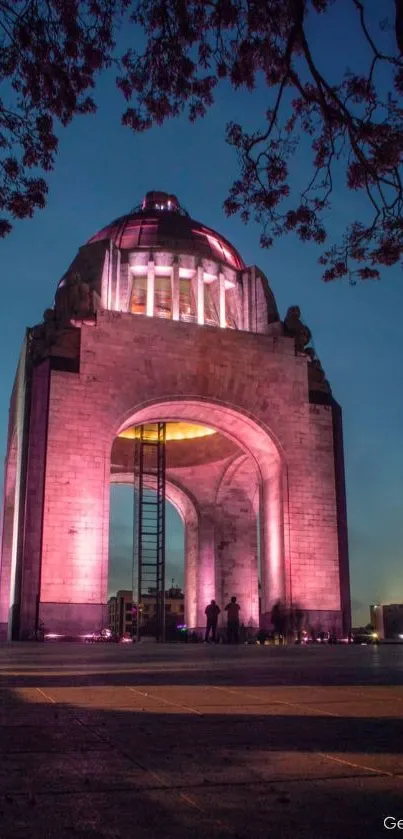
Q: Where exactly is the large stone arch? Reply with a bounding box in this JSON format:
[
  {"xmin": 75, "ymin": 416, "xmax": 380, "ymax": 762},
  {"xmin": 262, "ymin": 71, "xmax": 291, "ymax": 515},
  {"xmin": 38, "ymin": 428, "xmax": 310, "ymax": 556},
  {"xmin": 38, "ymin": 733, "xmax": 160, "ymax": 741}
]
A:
[{"xmin": 113, "ymin": 398, "xmax": 286, "ymax": 620}]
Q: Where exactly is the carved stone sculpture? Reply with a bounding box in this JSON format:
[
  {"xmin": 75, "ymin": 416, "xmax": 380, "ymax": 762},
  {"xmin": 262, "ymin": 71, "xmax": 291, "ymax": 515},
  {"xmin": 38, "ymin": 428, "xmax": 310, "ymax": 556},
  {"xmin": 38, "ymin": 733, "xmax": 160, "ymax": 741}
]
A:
[
  {"xmin": 54, "ymin": 273, "xmax": 96, "ymax": 324},
  {"xmin": 284, "ymin": 305, "xmax": 312, "ymax": 353}
]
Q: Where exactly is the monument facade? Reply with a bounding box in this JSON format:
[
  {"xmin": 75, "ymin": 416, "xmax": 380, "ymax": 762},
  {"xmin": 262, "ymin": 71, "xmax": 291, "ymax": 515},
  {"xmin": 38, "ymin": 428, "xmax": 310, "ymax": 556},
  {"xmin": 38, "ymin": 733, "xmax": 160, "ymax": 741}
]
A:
[{"xmin": 0, "ymin": 191, "xmax": 350, "ymax": 640}]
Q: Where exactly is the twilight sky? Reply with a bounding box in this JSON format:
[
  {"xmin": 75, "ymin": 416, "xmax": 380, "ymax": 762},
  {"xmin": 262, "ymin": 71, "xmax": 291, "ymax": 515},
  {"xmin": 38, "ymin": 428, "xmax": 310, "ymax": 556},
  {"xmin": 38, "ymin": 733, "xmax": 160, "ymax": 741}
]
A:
[{"xmin": 1, "ymin": 2, "xmax": 401, "ymax": 625}]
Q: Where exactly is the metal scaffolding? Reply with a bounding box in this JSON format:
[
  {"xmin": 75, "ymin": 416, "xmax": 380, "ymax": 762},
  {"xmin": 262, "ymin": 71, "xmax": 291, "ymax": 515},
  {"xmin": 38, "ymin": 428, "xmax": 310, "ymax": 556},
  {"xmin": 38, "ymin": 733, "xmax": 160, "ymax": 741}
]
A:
[{"xmin": 132, "ymin": 423, "xmax": 166, "ymax": 642}]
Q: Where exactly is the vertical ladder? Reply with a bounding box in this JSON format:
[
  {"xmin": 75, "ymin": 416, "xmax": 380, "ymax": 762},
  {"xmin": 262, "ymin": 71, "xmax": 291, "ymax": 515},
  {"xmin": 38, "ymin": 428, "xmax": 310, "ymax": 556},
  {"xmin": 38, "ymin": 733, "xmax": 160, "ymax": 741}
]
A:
[{"xmin": 132, "ymin": 423, "xmax": 166, "ymax": 642}]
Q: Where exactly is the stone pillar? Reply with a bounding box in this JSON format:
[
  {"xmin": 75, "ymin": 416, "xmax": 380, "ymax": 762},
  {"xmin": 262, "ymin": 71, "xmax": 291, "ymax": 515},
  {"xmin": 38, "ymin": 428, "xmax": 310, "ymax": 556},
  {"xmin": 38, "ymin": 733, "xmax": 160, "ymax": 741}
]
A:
[
  {"xmin": 260, "ymin": 463, "xmax": 286, "ymax": 615},
  {"xmin": 0, "ymin": 439, "xmax": 18, "ymax": 639},
  {"xmin": 215, "ymin": 488, "xmax": 259, "ymax": 629},
  {"xmin": 146, "ymin": 260, "xmax": 155, "ymax": 317},
  {"xmin": 184, "ymin": 512, "xmax": 198, "ymax": 629},
  {"xmin": 115, "ymin": 250, "xmax": 121, "ymax": 311},
  {"xmin": 38, "ymin": 380, "xmax": 110, "ymax": 635},
  {"xmin": 196, "ymin": 509, "xmax": 216, "ymax": 629},
  {"xmin": 172, "ymin": 259, "xmax": 180, "ymax": 321},
  {"xmin": 19, "ymin": 360, "xmax": 51, "ymax": 639},
  {"xmin": 219, "ymin": 271, "xmax": 226, "ymax": 328},
  {"xmin": 242, "ymin": 270, "xmax": 251, "ymax": 331},
  {"xmin": 196, "ymin": 265, "xmax": 204, "ymax": 325}
]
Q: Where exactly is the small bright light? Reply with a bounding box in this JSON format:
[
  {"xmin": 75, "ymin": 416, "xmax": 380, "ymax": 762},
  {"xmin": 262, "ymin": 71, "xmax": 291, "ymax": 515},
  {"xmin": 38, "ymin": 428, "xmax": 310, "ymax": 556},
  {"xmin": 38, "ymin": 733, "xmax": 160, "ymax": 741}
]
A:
[
  {"xmin": 372, "ymin": 632, "xmax": 378, "ymax": 639},
  {"xmin": 399, "ymin": 634, "xmax": 403, "ymax": 640}
]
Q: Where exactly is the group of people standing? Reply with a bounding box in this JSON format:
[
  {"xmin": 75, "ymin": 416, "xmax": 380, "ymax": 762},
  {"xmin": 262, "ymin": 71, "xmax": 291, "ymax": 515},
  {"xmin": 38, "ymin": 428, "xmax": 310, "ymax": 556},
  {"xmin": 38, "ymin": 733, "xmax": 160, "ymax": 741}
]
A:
[{"xmin": 204, "ymin": 597, "xmax": 241, "ymax": 644}]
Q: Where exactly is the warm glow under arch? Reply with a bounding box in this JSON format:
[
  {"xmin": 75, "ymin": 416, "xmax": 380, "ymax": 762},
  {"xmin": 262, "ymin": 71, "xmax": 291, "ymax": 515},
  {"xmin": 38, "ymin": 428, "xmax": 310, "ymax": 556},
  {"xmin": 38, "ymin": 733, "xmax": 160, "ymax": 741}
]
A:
[{"xmin": 110, "ymin": 398, "xmax": 287, "ymax": 625}]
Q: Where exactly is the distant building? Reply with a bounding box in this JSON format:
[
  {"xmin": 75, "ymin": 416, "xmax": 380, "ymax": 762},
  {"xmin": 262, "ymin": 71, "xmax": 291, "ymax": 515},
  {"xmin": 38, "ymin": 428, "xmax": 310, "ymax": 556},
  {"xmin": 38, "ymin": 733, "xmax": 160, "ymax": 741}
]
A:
[
  {"xmin": 108, "ymin": 586, "xmax": 185, "ymax": 636},
  {"xmin": 108, "ymin": 591, "xmax": 133, "ymax": 637},
  {"xmin": 370, "ymin": 604, "xmax": 403, "ymax": 640}
]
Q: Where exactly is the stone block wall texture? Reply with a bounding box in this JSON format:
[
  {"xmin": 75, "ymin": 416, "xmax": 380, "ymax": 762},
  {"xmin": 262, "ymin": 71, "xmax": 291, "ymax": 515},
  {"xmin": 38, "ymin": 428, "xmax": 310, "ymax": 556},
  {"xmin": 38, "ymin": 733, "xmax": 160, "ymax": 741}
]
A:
[
  {"xmin": 0, "ymin": 341, "xmax": 29, "ymax": 639},
  {"xmin": 18, "ymin": 360, "xmax": 51, "ymax": 638},
  {"xmin": 0, "ymin": 308, "xmax": 349, "ymax": 637},
  {"xmin": 0, "ymin": 434, "xmax": 17, "ymax": 638},
  {"xmin": 25, "ymin": 310, "xmax": 347, "ymax": 634}
]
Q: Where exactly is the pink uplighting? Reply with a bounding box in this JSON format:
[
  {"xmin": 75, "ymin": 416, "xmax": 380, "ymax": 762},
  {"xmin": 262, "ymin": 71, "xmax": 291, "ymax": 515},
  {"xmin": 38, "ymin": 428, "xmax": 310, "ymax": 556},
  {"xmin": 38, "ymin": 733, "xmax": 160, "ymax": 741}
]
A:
[{"xmin": 0, "ymin": 190, "xmax": 349, "ymax": 642}]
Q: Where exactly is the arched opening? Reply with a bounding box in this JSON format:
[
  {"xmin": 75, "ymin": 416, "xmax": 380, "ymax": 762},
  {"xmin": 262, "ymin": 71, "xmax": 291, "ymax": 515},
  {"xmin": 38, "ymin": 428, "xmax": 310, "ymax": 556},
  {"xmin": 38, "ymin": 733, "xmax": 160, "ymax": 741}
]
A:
[
  {"xmin": 108, "ymin": 475, "xmax": 196, "ymax": 635},
  {"xmin": 107, "ymin": 399, "xmax": 286, "ymax": 638}
]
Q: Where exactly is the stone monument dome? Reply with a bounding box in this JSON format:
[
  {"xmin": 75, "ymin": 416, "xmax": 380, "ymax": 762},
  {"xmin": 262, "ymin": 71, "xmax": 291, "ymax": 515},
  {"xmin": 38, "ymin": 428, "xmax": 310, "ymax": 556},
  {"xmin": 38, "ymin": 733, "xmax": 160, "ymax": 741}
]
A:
[
  {"xmin": 88, "ymin": 190, "xmax": 246, "ymax": 271},
  {"xmin": 0, "ymin": 188, "xmax": 350, "ymax": 642},
  {"xmin": 59, "ymin": 190, "xmax": 279, "ymax": 329}
]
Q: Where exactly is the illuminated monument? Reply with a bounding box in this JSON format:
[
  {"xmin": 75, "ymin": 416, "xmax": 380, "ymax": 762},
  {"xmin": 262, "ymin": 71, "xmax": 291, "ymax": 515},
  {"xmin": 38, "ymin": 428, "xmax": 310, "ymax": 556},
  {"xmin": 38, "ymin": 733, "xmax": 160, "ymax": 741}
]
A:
[{"xmin": 0, "ymin": 191, "xmax": 350, "ymax": 640}]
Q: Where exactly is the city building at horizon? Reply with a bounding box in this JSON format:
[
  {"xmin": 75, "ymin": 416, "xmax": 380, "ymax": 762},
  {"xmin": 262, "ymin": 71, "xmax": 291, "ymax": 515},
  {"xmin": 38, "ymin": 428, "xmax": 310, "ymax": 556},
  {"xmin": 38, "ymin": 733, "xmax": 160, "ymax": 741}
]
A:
[
  {"xmin": 108, "ymin": 586, "xmax": 185, "ymax": 637},
  {"xmin": 370, "ymin": 603, "xmax": 403, "ymax": 640}
]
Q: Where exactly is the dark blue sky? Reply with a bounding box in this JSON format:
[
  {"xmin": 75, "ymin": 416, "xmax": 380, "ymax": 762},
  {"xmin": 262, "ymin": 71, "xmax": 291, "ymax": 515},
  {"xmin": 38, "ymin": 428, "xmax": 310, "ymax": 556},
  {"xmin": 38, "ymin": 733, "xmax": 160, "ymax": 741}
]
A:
[{"xmin": 1, "ymin": 1, "xmax": 401, "ymax": 624}]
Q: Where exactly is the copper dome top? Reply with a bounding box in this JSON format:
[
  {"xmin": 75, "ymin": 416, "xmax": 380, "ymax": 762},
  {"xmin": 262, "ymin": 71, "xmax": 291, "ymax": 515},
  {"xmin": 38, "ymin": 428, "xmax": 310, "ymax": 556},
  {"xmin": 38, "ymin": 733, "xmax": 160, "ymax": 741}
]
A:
[{"xmin": 87, "ymin": 191, "xmax": 245, "ymax": 271}]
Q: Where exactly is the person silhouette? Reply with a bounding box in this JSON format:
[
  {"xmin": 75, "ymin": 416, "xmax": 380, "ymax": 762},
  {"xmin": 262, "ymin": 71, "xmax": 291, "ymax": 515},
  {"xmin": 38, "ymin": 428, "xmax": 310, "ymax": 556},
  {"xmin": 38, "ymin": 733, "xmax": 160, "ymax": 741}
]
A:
[
  {"xmin": 225, "ymin": 596, "xmax": 241, "ymax": 643},
  {"xmin": 204, "ymin": 599, "xmax": 220, "ymax": 643}
]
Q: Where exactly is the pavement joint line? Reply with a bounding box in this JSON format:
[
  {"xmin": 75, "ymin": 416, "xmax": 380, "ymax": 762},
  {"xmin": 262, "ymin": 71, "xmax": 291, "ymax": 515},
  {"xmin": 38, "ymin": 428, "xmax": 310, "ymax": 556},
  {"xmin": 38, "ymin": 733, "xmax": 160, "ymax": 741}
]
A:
[
  {"xmin": 211, "ymin": 685, "xmax": 342, "ymax": 717},
  {"xmin": 317, "ymin": 752, "xmax": 395, "ymax": 778},
  {"xmin": 210, "ymin": 686, "xmax": 402, "ymax": 781},
  {"xmin": 36, "ymin": 687, "xmax": 56, "ymax": 704},
  {"xmin": 127, "ymin": 686, "xmax": 204, "ymax": 716},
  {"xmin": 33, "ymin": 683, "xmax": 233, "ymax": 834},
  {"xmin": 340, "ymin": 687, "xmax": 403, "ymax": 703}
]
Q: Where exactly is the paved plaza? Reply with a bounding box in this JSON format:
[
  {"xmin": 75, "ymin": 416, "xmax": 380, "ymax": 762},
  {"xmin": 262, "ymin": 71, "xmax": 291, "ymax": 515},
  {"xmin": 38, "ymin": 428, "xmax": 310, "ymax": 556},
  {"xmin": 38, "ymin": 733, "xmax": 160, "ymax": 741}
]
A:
[{"xmin": 1, "ymin": 643, "xmax": 403, "ymax": 838}]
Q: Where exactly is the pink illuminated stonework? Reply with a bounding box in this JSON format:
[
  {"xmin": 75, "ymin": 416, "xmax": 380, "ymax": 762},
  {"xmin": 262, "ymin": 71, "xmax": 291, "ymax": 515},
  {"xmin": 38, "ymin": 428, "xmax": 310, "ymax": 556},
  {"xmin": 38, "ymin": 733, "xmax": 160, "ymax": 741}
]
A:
[{"xmin": 0, "ymin": 191, "xmax": 351, "ymax": 640}]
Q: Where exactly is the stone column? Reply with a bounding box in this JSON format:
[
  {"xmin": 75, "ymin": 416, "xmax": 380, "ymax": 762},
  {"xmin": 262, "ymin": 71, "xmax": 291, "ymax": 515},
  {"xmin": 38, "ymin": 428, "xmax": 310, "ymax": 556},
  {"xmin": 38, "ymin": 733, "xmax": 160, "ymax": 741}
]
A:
[
  {"xmin": 242, "ymin": 270, "xmax": 251, "ymax": 331},
  {"xmin": 196, "ymin": 265, "xmax": 204, "ymax": 325},
  {"xmin": 19, "ymin": 360, "xmax": 51, "ymax": 639},
  {"xmin": 219, "ymin": 271, "xmax": 226, "ymax": 328},
  {"xmin": 115, "ymin": 250, "xmax": 121, "ymax": 311},
  {"xmin": 172, "ymin": 259, "xmax": 180, "ymax": 321},
  {"xmin": 38, "ymin": 384, "xmax": 110, "ymax": 636},
  {"xmin": 196, "ymin": 509, "xmax": 216, "ymax": 629},
  {"xmin": 260, "ymin": 463, "xmax": 286, "ymax": 615},
  {"xmin": 146, "ymin": 260, "xmax": 155, "ymax": 317},
  {"xmin": 184, "ymin": 512, "xmax": 198, "ymax": 629},
  {"xmin": 215, "ymin": 488, "xmax": 259, "ymax": 629},
  {"xmin": 0, "ymin": 440, "xmax": 17, "ymax": 639}
]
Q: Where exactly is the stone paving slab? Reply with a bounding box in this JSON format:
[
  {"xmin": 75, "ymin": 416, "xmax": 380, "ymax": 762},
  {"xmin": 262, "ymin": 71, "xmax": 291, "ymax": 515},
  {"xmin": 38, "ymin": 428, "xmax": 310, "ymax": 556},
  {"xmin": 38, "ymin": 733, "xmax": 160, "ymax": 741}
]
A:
[{"xmin": 1, "ymin": 643, "xmax": 403, "ymax": 838}]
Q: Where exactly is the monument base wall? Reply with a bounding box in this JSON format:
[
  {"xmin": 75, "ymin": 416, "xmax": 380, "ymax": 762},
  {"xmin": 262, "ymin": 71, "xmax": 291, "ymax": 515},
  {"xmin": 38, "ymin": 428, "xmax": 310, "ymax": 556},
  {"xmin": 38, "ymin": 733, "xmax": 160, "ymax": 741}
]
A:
[{"xmin": 38, "ymin": 602, "xmax": 108, "ymax": 637}]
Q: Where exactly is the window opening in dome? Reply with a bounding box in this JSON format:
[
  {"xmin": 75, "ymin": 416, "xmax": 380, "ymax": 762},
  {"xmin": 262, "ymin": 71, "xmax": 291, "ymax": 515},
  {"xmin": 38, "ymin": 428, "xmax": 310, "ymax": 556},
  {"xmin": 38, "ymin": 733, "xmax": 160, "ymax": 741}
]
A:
[
  {"xmin": 179, "ymin": 278, "xmax": 196, "ymax": 323},
  {"xmin": 204, "ymin": 283, "xmax": 219, "ymax": 326},
  {"xmin": 155, "ymin": 275, "xmax": 172, "ymax": 319},
  {"xmin": 224, "ymin": 285, "xmax": 237, "ymax": 329},
  {"xmin": 131, "ymin": 275, "xmax": 147, "ymax": 315}
]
